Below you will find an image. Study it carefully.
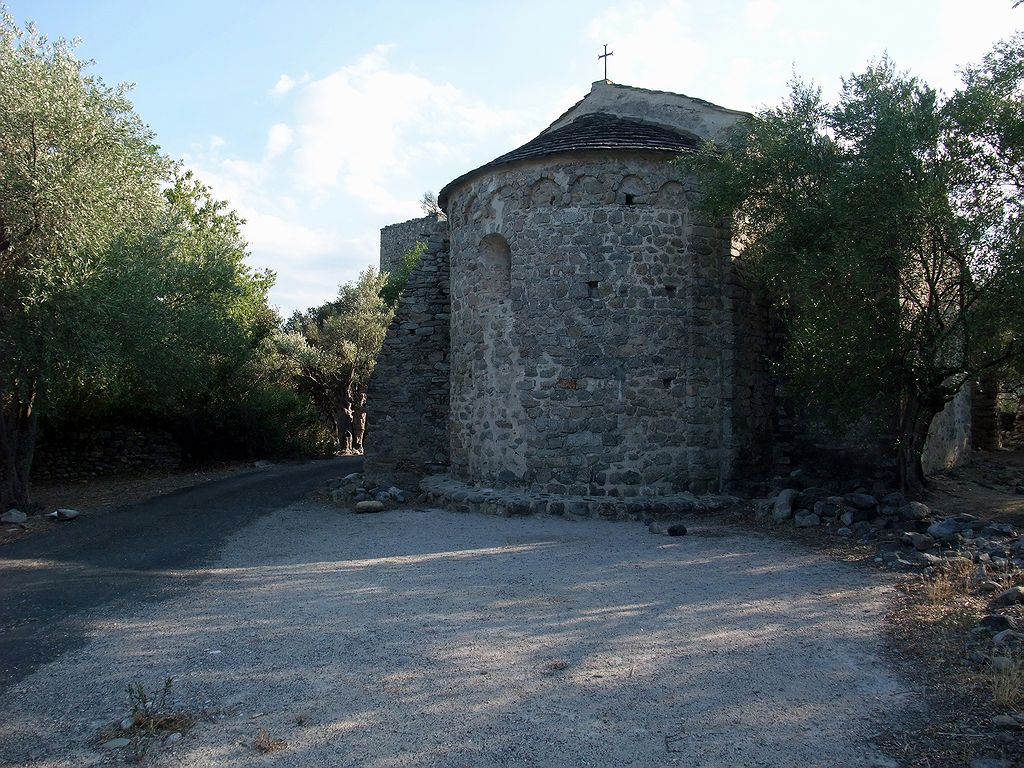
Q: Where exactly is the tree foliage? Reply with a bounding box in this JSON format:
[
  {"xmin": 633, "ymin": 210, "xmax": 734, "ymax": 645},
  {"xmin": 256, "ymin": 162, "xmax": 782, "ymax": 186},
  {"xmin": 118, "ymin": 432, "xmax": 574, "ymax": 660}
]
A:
[
  {"xmin": 379, "ymin": 240, "xmax": 426, "ymax": 307},
  {"xmin": 278, "ymin": 268, "xmax": 394, "ymax": 453},
  {"xmin": 0, "ymin": 12, "xmax": 313, "ymax": 509},
  {"xmin": 683, "ymin": 38, "xmax": 1024, "ymax": 491}
]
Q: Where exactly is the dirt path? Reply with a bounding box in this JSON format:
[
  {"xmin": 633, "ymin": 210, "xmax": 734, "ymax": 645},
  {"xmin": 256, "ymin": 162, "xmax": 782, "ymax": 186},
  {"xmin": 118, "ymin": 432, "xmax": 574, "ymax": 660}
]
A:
[{"xmin": 1, "ymin": 503, "xmax": 915, "ymax": 768}]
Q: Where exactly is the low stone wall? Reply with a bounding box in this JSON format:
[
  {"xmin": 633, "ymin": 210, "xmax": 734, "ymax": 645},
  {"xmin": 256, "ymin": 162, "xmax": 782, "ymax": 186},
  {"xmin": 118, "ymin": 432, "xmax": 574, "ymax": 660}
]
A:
[
  {"xmin": 379, "ymin": 215, "xmax": 441, "ymax": 276},
  {"xmin": 31, "ymin": 427, "xmax": 181, "ymax": 481},
  {"xmin": 363, "ymin": 221, "xmax": 451, "ymax": 487},
  {"xmin": 421, "ymin": 474, "xmax": 736, "ymax": 520}
]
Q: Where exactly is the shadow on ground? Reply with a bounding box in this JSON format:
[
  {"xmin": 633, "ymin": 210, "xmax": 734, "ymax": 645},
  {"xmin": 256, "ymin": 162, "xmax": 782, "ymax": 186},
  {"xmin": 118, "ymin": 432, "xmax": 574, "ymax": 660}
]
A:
[{"xmin": 1, "ymin": 504, "xmax": 916, "ymax": 768}]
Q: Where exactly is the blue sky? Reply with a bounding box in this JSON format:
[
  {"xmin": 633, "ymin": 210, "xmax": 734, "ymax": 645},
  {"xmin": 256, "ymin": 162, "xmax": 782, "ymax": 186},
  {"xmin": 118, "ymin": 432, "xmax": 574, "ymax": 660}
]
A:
[{"xmin": 8, "ymin": 0, "xmax": 1022, "ymax": 314}]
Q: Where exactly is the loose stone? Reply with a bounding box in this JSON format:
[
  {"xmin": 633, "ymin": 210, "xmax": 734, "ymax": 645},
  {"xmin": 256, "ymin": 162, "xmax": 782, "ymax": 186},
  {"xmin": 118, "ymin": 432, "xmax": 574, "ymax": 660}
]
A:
[
  {"xmin": 354, "ymin": 500, "xmax": 385, "ymax": 513},
  {"xmin": 1, "ymin": 509, "xmax": 27, "ymax": 523}
]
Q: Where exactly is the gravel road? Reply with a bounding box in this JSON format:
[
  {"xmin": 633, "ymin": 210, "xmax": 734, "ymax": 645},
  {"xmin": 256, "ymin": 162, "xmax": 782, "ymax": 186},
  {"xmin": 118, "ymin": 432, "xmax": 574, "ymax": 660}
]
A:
[
  {"xmin": 0, "ymin": 458, "xmax": 358, "ymax": 692},
  {"xmin": 1, "ymin": 503, "xmax": 916, "ymax": 767}
]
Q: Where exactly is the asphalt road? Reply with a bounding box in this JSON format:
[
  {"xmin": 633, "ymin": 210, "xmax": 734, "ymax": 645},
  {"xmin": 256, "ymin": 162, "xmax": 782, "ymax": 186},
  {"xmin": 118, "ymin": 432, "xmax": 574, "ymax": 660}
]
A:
[{"xmin": 0, "ymin": 457, "xmax": 360, "ymax": 693}]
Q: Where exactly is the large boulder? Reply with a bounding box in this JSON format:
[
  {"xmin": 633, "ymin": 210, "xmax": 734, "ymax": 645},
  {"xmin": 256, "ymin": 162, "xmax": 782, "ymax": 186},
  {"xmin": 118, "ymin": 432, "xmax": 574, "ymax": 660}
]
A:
[
  {"xmin": 927, "ymin": 518, "xmax": 964, "ymax": 540},
  {"xmin": 993, "ymin": 586, "xmax": 1024, "ymax": 608},
  {"xmin": 898, "ymin": 502, "xmax": 930, "ymax": 521},
  {"xmin": 772, "ymin": 489, "xmax": 798, "ymax": 523},
  {"xmin": 843, "ymin": 492, "xmax": 878, "ymax": 511}
]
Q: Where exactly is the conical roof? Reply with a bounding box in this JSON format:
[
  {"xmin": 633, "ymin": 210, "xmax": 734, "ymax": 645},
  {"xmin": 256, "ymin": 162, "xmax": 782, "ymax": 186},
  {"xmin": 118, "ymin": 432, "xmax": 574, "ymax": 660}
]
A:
[{"xmin": 437, "ymin": 111, "xmax": 700, "ymax": 208}]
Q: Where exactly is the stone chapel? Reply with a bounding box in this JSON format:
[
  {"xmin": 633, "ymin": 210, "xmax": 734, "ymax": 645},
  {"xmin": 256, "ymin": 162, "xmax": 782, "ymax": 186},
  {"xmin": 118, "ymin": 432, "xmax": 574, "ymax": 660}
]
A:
[{"xmin": 364, "ymin": 80, "xmax": 971, "ymax": 498}]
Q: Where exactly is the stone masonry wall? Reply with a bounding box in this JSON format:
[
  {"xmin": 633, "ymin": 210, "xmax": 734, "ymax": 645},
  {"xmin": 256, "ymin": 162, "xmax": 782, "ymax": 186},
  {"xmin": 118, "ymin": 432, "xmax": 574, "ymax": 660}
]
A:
[
  {"xmin": 363, "ymin": 220, "xmax": 451, "ymax": 487},
  {"xmin": 445, "ymin": 152, "xmax": 759, "ymax": 496},
  {"xmin": 922, "ymin": 383, "xmax": 973, "ymax": 474},
  {"xmin": 379, "ymin": 215, "xmax": 440, "ymax": 276},
  {"xmin": 31, "ymin": 427, "xmax": 181, "ymax": 481}
]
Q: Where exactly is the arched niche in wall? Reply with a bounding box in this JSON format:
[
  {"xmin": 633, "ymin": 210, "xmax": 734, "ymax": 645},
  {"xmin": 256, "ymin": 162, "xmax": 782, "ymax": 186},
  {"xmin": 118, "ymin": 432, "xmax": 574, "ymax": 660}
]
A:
[
  {"xmin": 617, "ymin": 174, "xmax": 649, "ymax": 206},
  {"xmin": 478, "ymin": 233, "xmax": 512, "ymax": 298},
  {"xmin": 528, "ymin": 178, "xmax": 561, "ymax": 208},
  {"xmin": 569, "ymin": 174, "xmax": 609, "ymax": 206},
  {"xmin": 656, "ymin": 181, "xmax": 687, "ymax": 209}
]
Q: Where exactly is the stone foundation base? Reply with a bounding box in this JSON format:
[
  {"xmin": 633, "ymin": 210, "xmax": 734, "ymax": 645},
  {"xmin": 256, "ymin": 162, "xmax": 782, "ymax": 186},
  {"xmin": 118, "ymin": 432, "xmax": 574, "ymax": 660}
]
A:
[{"xmin": 420, "ymin": 474, "xmax": 739, "ymax": 521}]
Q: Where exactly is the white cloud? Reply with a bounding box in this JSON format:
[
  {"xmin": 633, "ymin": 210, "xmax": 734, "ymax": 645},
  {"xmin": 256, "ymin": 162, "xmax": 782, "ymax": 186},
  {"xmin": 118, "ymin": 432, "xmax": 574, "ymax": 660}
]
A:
[
  {"xmin": 265, "ymin": 123, "xmax": 293, "ymax": 159},
  {"xmin": 587, "ymin": 0, "xmax": 708, "ymax": 93},
  {"xmin": 743, "ymin": 0, "xmax": 780, "ymax": 33},
  {"xmin": 718, "ymin": 57, "xmax": 756, "ymax": 112},
  {"xmin": 287, "ymin": 45, "xmax": 521, "ymax": 209},
  {"xmin": 926, "ymin": 0, "xmax": 1021, "ymax": 93},
  {"xmin": 270, "ymin": 74, "xmax": 297, "ymax": 96},
  {"xmin": 182, "ymin": 46, "xmax": 527, "ymax": 313}
]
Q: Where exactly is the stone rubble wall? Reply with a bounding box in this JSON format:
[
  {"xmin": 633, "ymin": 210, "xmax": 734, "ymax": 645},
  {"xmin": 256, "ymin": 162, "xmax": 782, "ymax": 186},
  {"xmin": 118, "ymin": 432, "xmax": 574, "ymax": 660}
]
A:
[
  {"xmin": 444, "ymin": 152, "xmax": 764, "ymax": 496},
  {"xmin": 379, "ymin": 215, "xmax": 441, "ymax": 276},
  {"xmin": 30, "ymin": 427, "xmax": 181, "ymax": 481},
  {"xmin": 922, "ymin": 383, "xmax": 973, "ymax": 474},
  {"xmin": 363, "ymin": 219, "xmax": 451, "ymax": 487}
]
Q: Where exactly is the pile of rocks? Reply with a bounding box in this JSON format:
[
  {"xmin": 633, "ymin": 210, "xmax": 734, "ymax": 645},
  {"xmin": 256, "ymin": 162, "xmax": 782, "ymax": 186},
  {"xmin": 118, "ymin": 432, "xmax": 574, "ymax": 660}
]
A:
[
  {"xmin": 760, "ymin": 484, "xmax": 1024, "ymax": 572},
  {"xmin": 323, "ymin": 472, "xmax": 408, "ymax": 513}
]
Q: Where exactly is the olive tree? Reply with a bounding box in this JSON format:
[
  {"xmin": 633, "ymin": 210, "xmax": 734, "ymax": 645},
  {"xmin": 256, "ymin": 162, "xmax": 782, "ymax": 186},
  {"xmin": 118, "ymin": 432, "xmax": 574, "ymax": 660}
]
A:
[
  {"xmin": 277, "ymin": 268, "xmax": 393, "ymax": 453},
  {"xmin": 0, "ymin": 13, "xmax": 170, "ymax": 509},
  {"xmin": 684, "ymin": 38, "xmax": 1024, "ymax": 492}
]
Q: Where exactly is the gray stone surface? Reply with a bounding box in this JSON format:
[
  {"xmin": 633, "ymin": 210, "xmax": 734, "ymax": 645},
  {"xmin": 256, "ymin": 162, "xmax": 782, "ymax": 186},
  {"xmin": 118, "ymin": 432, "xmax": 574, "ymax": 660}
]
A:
[
  {"xmin": 773, "ymin": 489, "xmax": 798, "ymax": 523},
  {"xmin": 794, "ymin": 512, "xmax": 821, "ymax": 528},
  {"xmin": 379, "ymin": 215, "xmax": 440, "ymax": 276},
  {"xmin": 421, "ymin": 474, "xmax": 736, "ymax": 522},
  {"xmin": 445, "ymin": 151, "xmax": 770, "ymax": 496},
  {"xmin": 1, "ymin": 509, "xmax": 26, "ymax": 524},
  {"xmin": 354, "ymin": 500, "xmax": 385, "ymax": 514},
  {"xmin": 993, "ymin": 586, "xmax": 1024, "ymax": 608},
  {"xmin": 364, "ymin": 218, "xmax": 451, "ymax": 488}
]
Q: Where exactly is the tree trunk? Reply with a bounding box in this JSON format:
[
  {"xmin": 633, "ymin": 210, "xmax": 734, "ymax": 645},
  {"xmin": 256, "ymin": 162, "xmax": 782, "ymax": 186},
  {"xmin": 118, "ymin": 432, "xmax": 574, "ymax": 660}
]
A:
[
  {"xmin": 352, "ymin": 390, "xmax": 367, "ymax": 452},
  {"xmin": 0, "ymin": 383, "xmax": 38, "ymax": 511},
  {"xmin": 897, "ymin": 391, "xmax": 938, "ymax": 497}
]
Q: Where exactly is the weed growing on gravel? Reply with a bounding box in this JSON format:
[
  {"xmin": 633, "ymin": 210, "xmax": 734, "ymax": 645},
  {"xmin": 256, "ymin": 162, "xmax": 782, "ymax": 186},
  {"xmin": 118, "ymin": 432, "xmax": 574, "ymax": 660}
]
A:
[
  {"xmin": 992, "ymin": 655, "xmax": 1024, "ymax": 708},
  {"xmin": 254, "ymin": 728, "xmax": 287, "ymax": 753},
  {"xmin": 125, "ymin": 677, "xmax": 193, "ymax": 736}
]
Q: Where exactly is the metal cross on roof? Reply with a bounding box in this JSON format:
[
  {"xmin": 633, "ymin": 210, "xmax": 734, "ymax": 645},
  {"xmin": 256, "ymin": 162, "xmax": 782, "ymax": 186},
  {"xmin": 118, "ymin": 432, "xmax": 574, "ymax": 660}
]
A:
[{"xmin": 598, "ymin": 44, "xmax": 613, "ymax": 81}]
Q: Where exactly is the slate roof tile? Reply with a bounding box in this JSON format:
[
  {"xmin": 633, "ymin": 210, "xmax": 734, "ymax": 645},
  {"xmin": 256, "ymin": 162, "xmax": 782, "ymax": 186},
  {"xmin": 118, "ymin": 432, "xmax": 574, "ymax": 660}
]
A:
[{"xmin": 438, "ymin": 113, "xmax": 700, "ymax": 208}]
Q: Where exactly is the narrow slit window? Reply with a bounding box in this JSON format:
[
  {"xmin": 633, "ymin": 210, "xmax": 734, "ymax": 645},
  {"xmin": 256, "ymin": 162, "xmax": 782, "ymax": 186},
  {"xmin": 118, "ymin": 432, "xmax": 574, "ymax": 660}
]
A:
[{"xmin": 587, "ymin": 280, "xmax": 600, "ymax": 298}]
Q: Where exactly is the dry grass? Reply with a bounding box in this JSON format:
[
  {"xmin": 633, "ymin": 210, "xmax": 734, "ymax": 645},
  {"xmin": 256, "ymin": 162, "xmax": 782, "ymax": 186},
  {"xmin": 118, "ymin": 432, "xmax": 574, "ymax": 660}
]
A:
[
  {"xmin": 922, "ymin": 558, "xmax": 977, "ymax": 603},
  {"xmin": 992, "ymin": 654, "xmax": 1024, "ymax": 708},
  {"xmin": 253, "ymin": 728, "xmax": 287, "ymax": 754}
]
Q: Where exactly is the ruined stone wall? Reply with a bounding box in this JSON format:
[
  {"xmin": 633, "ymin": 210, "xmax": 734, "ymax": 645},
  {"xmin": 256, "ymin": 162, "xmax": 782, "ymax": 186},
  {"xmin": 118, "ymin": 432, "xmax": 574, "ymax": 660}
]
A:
[
  {"xmin": 446, "ymin": 152, "xmax": 758, "ymax": 496},
  {"xmin": 363, "ymin": 220, "xmax": 450, "ymax": 487},
  {"xmin": 379, "ymin": 215, "xmax": 439, "ymax": 276},
  {"xmin": 922, "ymin": 384, "xmax": 973, "ymax": 474}
]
